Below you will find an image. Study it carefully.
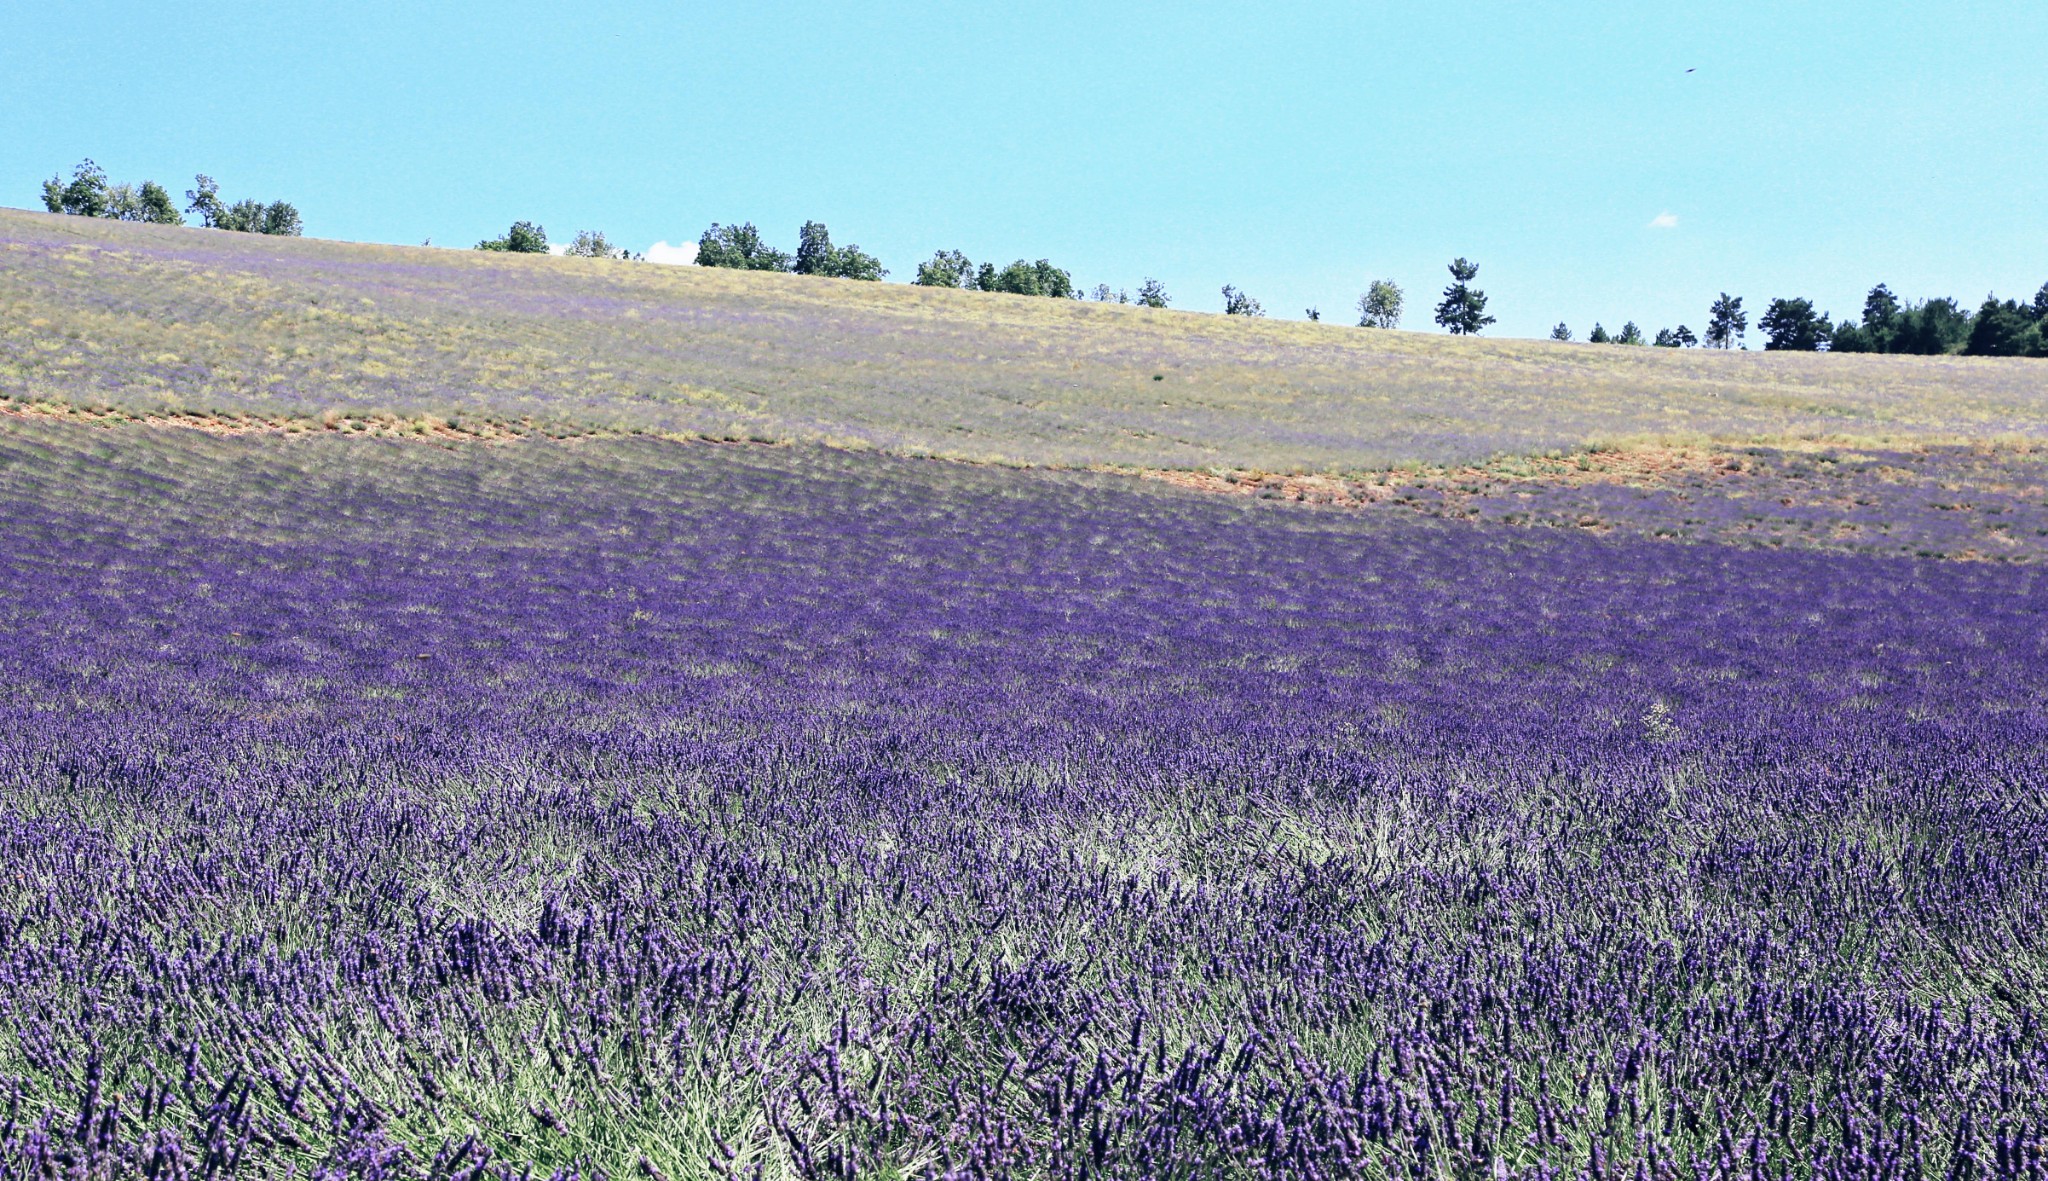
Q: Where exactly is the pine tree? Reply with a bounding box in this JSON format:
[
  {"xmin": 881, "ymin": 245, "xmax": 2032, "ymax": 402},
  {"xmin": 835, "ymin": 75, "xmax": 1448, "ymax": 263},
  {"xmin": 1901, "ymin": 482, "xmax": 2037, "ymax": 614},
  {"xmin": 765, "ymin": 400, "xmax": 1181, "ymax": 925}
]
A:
[
  {"xmin": 1432, "ymin": 259, "xmax": 1494, "ymax": 335},
  {"xmin": 1705, "ymin": 294, "xmax": 1747, "ymax": 349}
]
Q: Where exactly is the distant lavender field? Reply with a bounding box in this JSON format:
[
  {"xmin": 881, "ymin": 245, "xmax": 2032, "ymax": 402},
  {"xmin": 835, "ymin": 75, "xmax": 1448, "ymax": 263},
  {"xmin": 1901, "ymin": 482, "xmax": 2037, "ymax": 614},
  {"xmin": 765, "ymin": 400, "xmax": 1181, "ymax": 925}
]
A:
[
  {"xmin": 3, "ymin": 419, "xmax": 2045, "ymax": 1179},
  {"xmin": 6, "ymin": 208, "xmax": 2048, "ymax": 471}
]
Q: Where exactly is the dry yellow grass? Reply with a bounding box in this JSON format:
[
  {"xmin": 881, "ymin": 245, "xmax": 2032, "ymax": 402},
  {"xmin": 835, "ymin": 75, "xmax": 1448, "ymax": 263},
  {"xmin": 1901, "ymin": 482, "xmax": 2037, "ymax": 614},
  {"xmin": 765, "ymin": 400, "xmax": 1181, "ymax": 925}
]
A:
[{"xmin": 5, "ymin": 206, "xmax": 2046, "ymax": 471}]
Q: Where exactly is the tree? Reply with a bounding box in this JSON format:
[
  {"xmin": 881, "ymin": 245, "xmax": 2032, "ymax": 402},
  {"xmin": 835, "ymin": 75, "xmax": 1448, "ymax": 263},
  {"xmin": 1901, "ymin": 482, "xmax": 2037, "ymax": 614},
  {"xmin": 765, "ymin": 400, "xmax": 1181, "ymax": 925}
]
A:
[
  {"xmin": 695, "ymin": 222, "xmax": 791, "ymax": 271},
  {"xmin": 186, "ymin": 175, "xmax": 226, "ymax": 227},
  {"xmin": 43, "ymin": 160, "xmax": 111, "ymax": 218},
  {"xmin": 1588, "ymin": 323, "xmax": 1611, "ymax": 343},
  {"xmin": 1433, "ymin": 258, "xmax": 1494, "ymax": 335},
  {"xmin": 92, "ymin": 179, "xmax": 183, "ymax": 225},
  {"xmin": 793, "ymin": 221, "xmax": 834, "ymax": 275},
  {"xmin": 185, "ymin": 176, "xmax": 301, "ymax": 235},
  {"xmin": 1549, "ymin": 323, "xmax": 1572, "ymax": 342},
  {"xmin": 1964, "ymin": 297, "xmax": 2032, "ymax": 357},
  {"xmin": 1357, "ymin": 279, "xmax": 1403, "ymax": 329},
  {"xmin": 1669, "ymin": 325, "xmax": 1698, "ymax": 347},
  {"xmin": 258, "ymin": 201, "xmax": 302, "ymax": 236},
  {"xmin": 914, "ymin": 250, "xmax": 975, "ymax": 288},
  {"xmin": 2031, "ymin": 283, "xmax": 2048, "ymax": 323},
  {"xmin": 793, "ymin": 221, "xmax": 886, "ymax": 281},
  {"xmin": 1829, "ymin": 320, "xmax": 1871, "ymax": 353},
  {"xmin": 1653, "ymin": 328, "xmax": 1679, "ymax": 347},
  {"xmin": 1137, "ymin": 278, "xmax": 1169, "ymax": 308},
  {"xmin": 224, "ymin": 199, "xmax": 269, "ymax": 233},
  {"xmin": 1889, "ymin": 298, "xmax": 1971, "ymax": 355},
  {"xmin": 830, "ymin": 244, "xmax": 886, "ymax": 281},
  {"xmin": 1759, "ymin": 298, "xmax": 1832, "ymax": 350},
  {"xmin": 1221, "ymin": 285, "xmax": 1264, "ymax": 317},
  {"xmin": 566, "ymin": 230, "xmax": 626, "ymax": 259},
  {"xmin": 1615, "ymin": 321, "xmax": 1645, "ymax": 345},
  {"xmin": 977, "ymin": 259, "xmax": 1074, "ymax": 298},
  {"xmin": 136, "ymin": 182, "xmax": 182, "ymax": 224},
  {"xmin": 1705, "ymin": 294, "xmax": 1746, "ymax": 349},
  {"xmin": 477, "ymin": 221, "xmax": 548, "ymax": 253}
]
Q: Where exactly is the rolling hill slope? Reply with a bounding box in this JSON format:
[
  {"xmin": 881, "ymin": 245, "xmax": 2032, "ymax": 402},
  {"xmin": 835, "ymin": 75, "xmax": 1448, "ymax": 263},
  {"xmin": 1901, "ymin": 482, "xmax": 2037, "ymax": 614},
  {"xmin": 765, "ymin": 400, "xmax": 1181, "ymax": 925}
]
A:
[{"xmin": 4, "ymin": 206, "xmax": 2046, "ymax": 470}]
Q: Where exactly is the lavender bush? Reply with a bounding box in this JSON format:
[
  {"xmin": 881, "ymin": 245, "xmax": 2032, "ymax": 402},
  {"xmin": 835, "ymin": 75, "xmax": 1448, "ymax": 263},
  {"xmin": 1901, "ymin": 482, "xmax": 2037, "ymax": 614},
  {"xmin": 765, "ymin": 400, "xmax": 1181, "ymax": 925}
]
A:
[{"xmin": 1, "ymin": 419, "xmax": 2045, "ymax": 1178}]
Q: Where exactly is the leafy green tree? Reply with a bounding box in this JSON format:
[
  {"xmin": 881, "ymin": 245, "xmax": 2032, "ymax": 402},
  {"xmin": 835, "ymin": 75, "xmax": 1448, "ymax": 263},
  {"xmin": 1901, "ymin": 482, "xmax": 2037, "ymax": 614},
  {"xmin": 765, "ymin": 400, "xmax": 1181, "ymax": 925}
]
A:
[
  {"xmin": 1549, "ymin": 323, "xmax": 1572, "ymax": 341},
  {"xmin": 792, "ymin": 222, "xmax": 885, "ymax": 280},
  {"xmin": 185, "ymin": 175, "xmax": 226, "ymax": 227},
  {"xmin": 183, "ymin": 176, "xmax": 300, "ymax": 235},
  {"xmin": 2030, "ymin": 283, "xmax": 2048, "ymax": 323},
  {"xmin": 43, "ymin": 160, "xmax": 111, "ymax": 217},
  {"xmin": 225, "ymin": 199, "xmax": 268, "ymax": 233},
  {"xmin": 1432, "ymin": 258, "xmax": 1494, "ymax": 335},
  {"xmin": 695, "ymin": 222, "xmax": 791, "ymax": 271},
  {"xmin": 1759, "ymin": 298, "xmax": 1832, "ymax": 350},
  {"xmin": 1588, "ymin": 323, "xmax": 1611, "ymax": 343},
  {"xmin": 793, "ymin": 221, "xmax": 834, "ymax": 275},
  {"xmin": 1615, "ymin": 321, "xmax": 1645, "ymax": 345},
  {"xmin": 1829, "ymin": 320, "xmax": 1872, "ymax": 353},
  {"xmin": 1137, "ymin": 278, "xmax": 1170, "ymax": 309},
  {"xmin": 914, "ymin": 250, "xmax": 974, "ymax": 288},
  {"xmin": 95, "ymin": 180, "xmax": 183, "ymax": 224},
  {"xmin": 1221, "ymin": 285, "xmax": 1264, "ymax": 317},
  {"xmin": 1964, "ymin": 297, "xmax": 2033, "ymax": 356},
  {"xmin": 1705, "ymin": 294, "xmax": 1746, "ymax": 349},
  {"xmin": 834, "ymin": 246, "xmax": 886, "ymax": 280},
  {"xmin": 1890, "ymin": 298, "xmax": 1971, "ymax": 355},
  {"xmin": 1672, "ymin": 325, "xmax": 1698, "ymax": 347},
  {"xmin": 258, "ymin": 201, "xmax": 302, "ymax": 236},
  {"xmin": 137, "ymin": 181, "xmax": 182, "ymax": 224},
  {"xmin": 476, "ymin": 221, "xmax": 548, "ymax": 253},
  {"xmin": 977, "ymin": 259, "xmax": 1074, "ymax": 298},
  {"xmin": 1357, "ymin": 279, "xmax": 1403, "ymax": 328},
  {"xmin": 566, "ymin": 230, "xmax": 625, "ymax": 259}
]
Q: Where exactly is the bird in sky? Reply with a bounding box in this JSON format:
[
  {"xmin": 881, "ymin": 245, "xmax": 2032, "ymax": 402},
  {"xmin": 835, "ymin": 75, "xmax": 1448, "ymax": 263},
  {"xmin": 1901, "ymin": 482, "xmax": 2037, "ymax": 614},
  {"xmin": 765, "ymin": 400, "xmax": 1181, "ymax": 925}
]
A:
[{"xmin": 1686, "ymin": 67, "xmax": 1696, "ymax": 73}]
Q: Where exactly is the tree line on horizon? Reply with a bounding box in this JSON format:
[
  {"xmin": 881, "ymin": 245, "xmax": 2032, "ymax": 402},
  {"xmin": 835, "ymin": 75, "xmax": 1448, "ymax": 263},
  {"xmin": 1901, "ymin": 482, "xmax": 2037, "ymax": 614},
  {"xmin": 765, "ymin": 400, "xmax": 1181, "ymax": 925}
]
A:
[
  {"xmin": 31, "ymin": 167, "xmax": 2047, "ymax": 356},
  {"xmin": 1555, "ymin": 283, "xmax": 2048, "ymax": 357},
  {"xmin": 683, "ymin": 223, "xmax": 1507, "ymax": 338},
  {"xmin": 473, "ymin": 222, "xmax": 641, "ymax": 260},
  {"xmin": 40, "ymin": 160, "xmax": 300, "ymax": 236}
]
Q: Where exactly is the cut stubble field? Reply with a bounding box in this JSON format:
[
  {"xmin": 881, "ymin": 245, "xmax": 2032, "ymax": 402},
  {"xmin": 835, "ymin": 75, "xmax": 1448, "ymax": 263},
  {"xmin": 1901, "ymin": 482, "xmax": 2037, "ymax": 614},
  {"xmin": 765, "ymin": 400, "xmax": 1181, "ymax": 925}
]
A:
[{"xmin": 2, "ymin": 211, "xmax": 2048, "ymax": 1180}]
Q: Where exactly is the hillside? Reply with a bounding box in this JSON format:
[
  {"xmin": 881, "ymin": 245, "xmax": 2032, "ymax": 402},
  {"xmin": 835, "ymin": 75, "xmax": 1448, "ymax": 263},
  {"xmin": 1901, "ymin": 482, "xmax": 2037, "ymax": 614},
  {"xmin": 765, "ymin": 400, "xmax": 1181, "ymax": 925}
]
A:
[
  {"xmin": 6, "ymin": 206, "xmax": 2047, "ymax": 471},
  {"xmin": 8, "ymin": 207, "xmax": 2048, "ymax": 1177}
]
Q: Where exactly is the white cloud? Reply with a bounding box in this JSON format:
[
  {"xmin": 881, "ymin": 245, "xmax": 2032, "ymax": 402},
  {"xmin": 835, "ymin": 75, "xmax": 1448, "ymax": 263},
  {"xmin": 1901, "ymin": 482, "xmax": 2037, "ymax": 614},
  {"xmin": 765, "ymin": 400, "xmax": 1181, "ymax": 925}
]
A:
[
  {"xmin": 1648, "ymin": 212, "xmax": 1679, "ymax": 229},
  {"xmin": 645, "ymin": 240, "xmax": 697, "ymax": 266}
]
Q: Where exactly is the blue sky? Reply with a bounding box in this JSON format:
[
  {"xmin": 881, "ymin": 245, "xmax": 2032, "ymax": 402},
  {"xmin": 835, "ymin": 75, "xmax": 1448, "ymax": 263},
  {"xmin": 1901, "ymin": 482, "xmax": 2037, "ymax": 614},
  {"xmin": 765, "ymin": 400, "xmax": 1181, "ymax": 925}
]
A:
[{"xmin": 4, "ymin": 1, "xmax": 2043, "ymax": 337}]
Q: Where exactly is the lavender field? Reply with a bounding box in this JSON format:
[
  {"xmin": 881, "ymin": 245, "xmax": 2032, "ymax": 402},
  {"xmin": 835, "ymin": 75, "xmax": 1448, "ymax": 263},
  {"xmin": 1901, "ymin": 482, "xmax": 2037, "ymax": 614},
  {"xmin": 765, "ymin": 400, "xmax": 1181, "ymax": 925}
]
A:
[
  {"xmin": 7, "ymin": 208, "xmax": 2048, "ymax": 471},
  {"xmin": 3, "ymin": 414, "xmax": 2047, "ymax": 1180}
]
